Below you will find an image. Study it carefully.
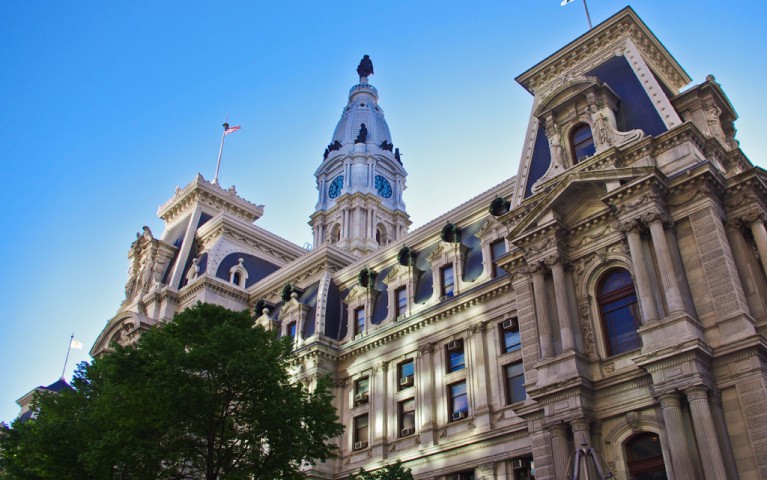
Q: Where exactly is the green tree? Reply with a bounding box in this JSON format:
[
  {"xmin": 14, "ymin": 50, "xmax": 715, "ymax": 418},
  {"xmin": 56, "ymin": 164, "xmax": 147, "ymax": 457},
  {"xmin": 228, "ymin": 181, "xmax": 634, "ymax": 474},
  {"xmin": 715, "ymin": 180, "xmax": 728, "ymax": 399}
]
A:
[
  {"xmin": 350, "ymin": 461, "xmax": 414, "ymax": 480},
  {"xmin": 0, "ymin": 303, "xmax": 344, "ymax": 480}
]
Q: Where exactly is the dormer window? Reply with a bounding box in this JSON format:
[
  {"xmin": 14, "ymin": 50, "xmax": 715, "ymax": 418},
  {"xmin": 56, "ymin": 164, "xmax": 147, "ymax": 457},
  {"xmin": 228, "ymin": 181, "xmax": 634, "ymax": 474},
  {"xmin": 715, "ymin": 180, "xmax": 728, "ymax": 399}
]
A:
[
  {"xmin": 570, "ymin": 123, "xmax": 596, "ymax": 163},
  {"xmin": 354, "ymin": 307, "xmax": 365, "ymax": 336},
  {"xmin": 440, "ymin": 264, "xmax": 455, "ymax": 298},
  {"xmin": 228, "ymin": 258, "xmax": 248, "ymax": 288}
]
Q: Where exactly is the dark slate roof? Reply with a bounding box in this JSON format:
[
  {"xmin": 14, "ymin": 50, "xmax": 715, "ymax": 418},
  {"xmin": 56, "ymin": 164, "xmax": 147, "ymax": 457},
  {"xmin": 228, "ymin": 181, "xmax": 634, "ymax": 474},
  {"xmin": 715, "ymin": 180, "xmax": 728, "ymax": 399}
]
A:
[
  {"xmin": 44, "ymin": 378, "xmax": 72, "ymax": 393},
  {"xmin": 215, "ymin": 252, "xmax": 281, "ymax": 288}
]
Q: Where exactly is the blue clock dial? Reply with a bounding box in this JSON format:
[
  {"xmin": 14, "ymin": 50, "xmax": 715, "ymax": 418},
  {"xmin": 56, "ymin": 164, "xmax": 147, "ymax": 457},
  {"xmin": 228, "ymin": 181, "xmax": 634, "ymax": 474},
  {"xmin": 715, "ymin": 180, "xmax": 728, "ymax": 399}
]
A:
[
  {"xmin": 328, "ymin": 175, "xmax": 344, "ymax": 199},
  {"xmin": 374, "ymin": 175, "xmax": 392, "ymax": 198}
]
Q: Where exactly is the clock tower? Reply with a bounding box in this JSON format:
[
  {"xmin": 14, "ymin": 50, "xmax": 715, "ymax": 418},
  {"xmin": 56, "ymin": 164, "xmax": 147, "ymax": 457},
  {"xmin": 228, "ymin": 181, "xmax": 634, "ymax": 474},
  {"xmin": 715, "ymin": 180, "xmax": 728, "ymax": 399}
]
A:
[{"xmin": 310, "ymin": 56, "xmax": 410, "ymax": 256}]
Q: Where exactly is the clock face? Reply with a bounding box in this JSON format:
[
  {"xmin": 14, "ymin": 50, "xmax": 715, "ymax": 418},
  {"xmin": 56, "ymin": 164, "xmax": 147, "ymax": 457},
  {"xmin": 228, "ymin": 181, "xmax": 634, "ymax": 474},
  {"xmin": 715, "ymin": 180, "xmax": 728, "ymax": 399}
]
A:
[
  {"xmin": 328, "ymin": 175, "xmax": 344, "ymax": 199},
  {"xmin": 375, "ymin": 175, "xmax": 392, "ymax": 198}
]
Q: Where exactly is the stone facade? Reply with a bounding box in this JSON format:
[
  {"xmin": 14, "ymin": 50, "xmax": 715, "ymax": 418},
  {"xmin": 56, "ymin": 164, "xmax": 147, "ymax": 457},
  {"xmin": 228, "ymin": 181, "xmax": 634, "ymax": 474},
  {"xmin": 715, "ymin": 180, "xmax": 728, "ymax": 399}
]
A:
[{"xmin": 90, "ymin": 7, "xmax": 767, "ymax": 480}]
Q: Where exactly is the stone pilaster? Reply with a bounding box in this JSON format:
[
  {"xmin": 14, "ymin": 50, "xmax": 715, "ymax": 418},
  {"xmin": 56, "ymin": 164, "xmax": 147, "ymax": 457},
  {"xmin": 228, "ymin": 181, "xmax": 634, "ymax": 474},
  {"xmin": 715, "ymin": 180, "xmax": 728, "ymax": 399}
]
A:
[
  {"xmin": 645, "ymin": 213, "xmax": 685, "ymax": 314},
  {"xmin": 685, "ymin": 386, "xmax": 727, "ymax": 480},
  {"xmin": 748, "ymin": 215, "xmax": 767, "ymax": 276},
  {"xmin": 550, "ymin": 424, "xmax": 570, "ymax": 480},
  {"xmin": 709, "ymin": 389, "xmax": 739, "ymax": 480},
  {"xmin": 466, "ymin": 322, "xmax": 491, "ymax": 418},
  {"xmin": 570, "ymin": 418, "xmax": 591, "ymax": 449},
  {"xmin": 547, "ymin": 256, "xmax": 577, "ymax": 352},
  {"xmin": 531, "ymin": 262, "xmax": 554, "ymax": 358},
  {"xmin": 416, "ymin": 342, "xmax": 436, "ymax": 446},
  {"xmin": 659, "ymin": 392, "xmax": 696, "ymax": 480},
  {"xmin": 620, "ymin": 219, "xmax": 659, "ymax": 323},
  {"xmin": 726, "ymin": 220, "xmax": 767, "ymax": 319},
  {"xmin": 735, "ymin": 375, "xmax": 767, "ymax": 478},
  {"xmin": 371, "ymin": 361, "xmax": 388, "ymax": 445}
]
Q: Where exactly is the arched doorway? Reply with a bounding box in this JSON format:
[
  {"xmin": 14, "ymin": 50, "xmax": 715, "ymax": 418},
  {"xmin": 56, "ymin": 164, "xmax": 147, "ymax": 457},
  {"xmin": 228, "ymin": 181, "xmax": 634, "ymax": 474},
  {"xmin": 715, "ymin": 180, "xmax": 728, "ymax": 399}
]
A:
[{"xmin": 625, "ymin": 432, "xmax": 667, "ymax": 479}]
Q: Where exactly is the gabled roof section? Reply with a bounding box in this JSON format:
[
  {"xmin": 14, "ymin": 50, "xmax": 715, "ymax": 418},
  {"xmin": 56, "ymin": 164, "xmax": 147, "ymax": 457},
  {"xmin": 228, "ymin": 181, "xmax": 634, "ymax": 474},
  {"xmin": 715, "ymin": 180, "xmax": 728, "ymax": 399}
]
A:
[
  {"xmin": 508, "ymin": 166, "xmax": 654, "ymax": 238},
  {"xmin": 516, "ymin": 7, "xmax": 691, "ymax": 96}
]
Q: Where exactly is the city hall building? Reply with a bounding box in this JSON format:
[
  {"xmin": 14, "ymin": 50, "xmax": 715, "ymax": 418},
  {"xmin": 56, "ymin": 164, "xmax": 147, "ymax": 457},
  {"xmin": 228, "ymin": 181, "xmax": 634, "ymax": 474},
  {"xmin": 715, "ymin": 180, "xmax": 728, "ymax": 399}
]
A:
[{"xmin": 91, "ymin": 7, "xmax": 767, "ymax": 480}]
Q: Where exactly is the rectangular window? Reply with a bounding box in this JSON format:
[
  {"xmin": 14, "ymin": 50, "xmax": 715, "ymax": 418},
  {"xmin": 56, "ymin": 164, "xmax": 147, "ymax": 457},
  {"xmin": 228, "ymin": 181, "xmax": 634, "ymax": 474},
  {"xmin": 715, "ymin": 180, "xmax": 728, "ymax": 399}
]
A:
[
  {"xmin": 499, "ymin": 318, "xmax": 521, "ymax": 353},
  {"xmin": 354, "ymin": 377, "xmax": 369, "ymax": 405},
  {"xmin": 398, "ymin": 359, "xmax": 414, "ymax": 390},
  {"xmin": 398, "ymin": 398, "xmax": 415, "ymax": 436},
  {"xmin": 490, "ymin": 239, "xmax": 507, "ymax": 278},
  {"xmin": 286, "ymin": 321, "xmax": 297, "ymax": 340},
  {"xmin": 504, "ymin": 362, "xmax": 526, "ymax": 405},
  {"xmin": 448, "ymin": 381, "xmax": 468, "ymax": 421},
  {"xmin": 353, "ymin": 414, "xmax": 369, "ymax": 449},
  {"xmin": 446, "ymin": 339, "xmax": 465, "ymax": 373},
  {"xmin": 354, "ymin": 307, "xmax": 365, "ymax": 336},
  {"xmin": 395, "ymin": 286, "xmax": 407, "ymax": 317},
  {"xmin": 440, "ymin": 264, "xmax": 455, "ymax": 298}
]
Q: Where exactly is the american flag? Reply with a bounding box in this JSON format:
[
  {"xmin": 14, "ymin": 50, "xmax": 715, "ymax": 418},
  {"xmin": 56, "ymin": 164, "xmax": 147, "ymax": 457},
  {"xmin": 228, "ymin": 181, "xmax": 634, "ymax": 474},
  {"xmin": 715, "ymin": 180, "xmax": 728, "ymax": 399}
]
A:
[{"xmin": 224, "ymin": 125, "xmax": 241, "ymax": 135}]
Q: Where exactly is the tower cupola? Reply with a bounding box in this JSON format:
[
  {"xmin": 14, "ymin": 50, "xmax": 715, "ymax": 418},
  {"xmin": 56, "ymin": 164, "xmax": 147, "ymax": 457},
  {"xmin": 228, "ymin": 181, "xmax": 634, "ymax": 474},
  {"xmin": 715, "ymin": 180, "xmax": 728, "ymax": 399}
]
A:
[{"xmin": 310, "ymin": 56, "xmax": 410, "ymax": 256}]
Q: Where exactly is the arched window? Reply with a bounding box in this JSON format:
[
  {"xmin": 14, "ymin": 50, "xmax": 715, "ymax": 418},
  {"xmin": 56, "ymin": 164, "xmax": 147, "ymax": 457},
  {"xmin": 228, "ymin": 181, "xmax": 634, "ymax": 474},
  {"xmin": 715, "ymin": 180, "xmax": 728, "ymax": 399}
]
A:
[
  {"xmin": 375, "ymin": 224, "xmax": 388, "ymax": 246},
  {"xmin": 570, "ymin": 123, "xmax": 596, "ymax": 163},
  {"xmin": 625, "ymin": 432, "xmax": 667, "ymax": 479},
  {"xmin": 330, "ymin": 224, "xmax": 341, "ymax": 244},
  {"xmin": 597, "ymin": 268, "xmax": 641, "ymax": 356}
]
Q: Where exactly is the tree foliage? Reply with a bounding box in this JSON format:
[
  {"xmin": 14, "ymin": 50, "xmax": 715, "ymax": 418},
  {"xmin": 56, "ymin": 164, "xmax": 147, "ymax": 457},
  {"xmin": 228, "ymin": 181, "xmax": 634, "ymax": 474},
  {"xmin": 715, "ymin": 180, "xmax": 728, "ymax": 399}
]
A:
[
  {"xmin": 350, "ymin": 461, "xmax": 414, "ymax": 480},
  {"xmin": 0, "ymin": 303, "xmax": 344, "ymax": 480}
]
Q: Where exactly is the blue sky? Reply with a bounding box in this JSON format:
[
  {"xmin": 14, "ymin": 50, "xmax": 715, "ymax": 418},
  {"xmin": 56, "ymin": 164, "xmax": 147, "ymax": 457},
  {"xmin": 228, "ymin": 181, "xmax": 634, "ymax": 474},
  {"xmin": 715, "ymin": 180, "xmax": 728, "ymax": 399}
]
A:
[{"xmin": 1, "ymin": 1, "xmax": 765, "ymax": 422}]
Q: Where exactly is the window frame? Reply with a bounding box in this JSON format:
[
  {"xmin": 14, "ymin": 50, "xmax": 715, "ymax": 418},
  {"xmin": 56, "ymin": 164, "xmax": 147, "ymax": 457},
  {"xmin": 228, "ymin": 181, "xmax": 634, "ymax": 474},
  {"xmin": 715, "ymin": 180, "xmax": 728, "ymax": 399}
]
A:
[
  {"xmin": 394, "ymin": 285, "xmax": 407, "ymax": 318},
  {"xmin": 448, "ymin": 381, "xmax": 468, "ymax": 421},
  {"xmin": 398, "ymin": 397, "xmax": 416, "ymax": 437},
  {"xmin": 440, "ymin": 263, "xmax": 455, "ymax": 298},
  {"xmin": 446, "ymin": 339, "xmax": 465, "ymax": 373},
  {"xmin": 490, "ymin": 239, "xmax": 507, "ymax": 278},
  {"xmin": 353, "ymin": 306, "xmax": 365, "ymax": 337},
  {"xmin": 597, "ymin": 268, "xmax": 641, "ymax": 356},
  {"xmin": 398, "ymin": 359, "xmax": 415, "ymax": 390},
  {"xmin": 570, "ymin": 122, "xmax": 596, "ymax": 164},
  {"xmin": 504, "ymin": 361, "xmax": 526, "ymax": 405},
  {"xmin": 499, "ymin": 318, "xmax": 521, "ymax": 353},
  {"xmin": 353, "ymin": 414, "xmax": 369, "ymax": 449}
]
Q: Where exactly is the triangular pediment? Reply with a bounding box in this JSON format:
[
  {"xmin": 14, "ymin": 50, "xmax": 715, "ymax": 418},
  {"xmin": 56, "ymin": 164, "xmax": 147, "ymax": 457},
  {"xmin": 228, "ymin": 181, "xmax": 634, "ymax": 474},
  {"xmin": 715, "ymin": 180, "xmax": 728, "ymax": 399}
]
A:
[{"xmin": 510, "ymin": 167, "xmax": 654, "ymax": 238}]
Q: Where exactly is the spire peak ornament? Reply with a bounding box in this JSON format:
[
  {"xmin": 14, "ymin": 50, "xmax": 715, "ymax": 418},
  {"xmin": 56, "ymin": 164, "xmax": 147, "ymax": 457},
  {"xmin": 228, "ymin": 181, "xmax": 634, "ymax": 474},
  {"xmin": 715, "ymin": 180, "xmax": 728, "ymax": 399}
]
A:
[{"xmin": 356, "ymin": 55, "xmax": 374, "ymax": 79}]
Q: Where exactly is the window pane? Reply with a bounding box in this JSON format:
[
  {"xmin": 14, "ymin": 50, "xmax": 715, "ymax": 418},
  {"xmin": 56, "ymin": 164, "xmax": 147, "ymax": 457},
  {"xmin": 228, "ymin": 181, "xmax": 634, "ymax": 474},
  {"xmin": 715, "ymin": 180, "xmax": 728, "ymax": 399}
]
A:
[
  {"xmin": 502, "ymin": 323, "xmax": 521, "ymax": 353},
  {"xmin": 450, "ymin": 382, "xmax": 468, "ymax": 414},
  {"xmin": 505, "ymin": 362, "xmax": 526, "ymax": 404},
  {"xmin": 400, "ymin": 360, "xmax": 414, "ymax": 378},
  {"xmin": 355, "ymin": 377, "xmax": 369, "ymax": 394},
  {"xmin": 355, "ymin": 308, "xmax": 365, "ymax": 335},
  {"xmin": 572, "ymin": 123, "xmax": 596, "ymax": 162},
  {"xmin": 442, "ymin": 264, "xmax": 455, "ymax": 297},
  {"xmin": 396, "ymin": 287, "xmax": 407, "ymax": 316},
  {"xmin": 491, "ymin": 240, "xmax": 507, "ymax": 278},
  {"xmin": 447, "ymin": 342, "xmax": 465, "ymax": 372}
]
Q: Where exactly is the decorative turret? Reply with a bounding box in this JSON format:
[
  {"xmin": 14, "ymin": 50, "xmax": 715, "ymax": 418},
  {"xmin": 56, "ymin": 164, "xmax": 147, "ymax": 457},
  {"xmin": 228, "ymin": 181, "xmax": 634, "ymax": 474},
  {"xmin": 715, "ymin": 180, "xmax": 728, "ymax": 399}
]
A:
[{"xmin": 311, "ymin": 56, "xmax": 410, "ymax": 256}]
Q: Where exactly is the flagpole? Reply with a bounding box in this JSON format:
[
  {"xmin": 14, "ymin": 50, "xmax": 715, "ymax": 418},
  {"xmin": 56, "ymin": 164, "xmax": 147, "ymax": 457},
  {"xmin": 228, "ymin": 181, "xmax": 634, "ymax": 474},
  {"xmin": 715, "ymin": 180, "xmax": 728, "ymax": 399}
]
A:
[
  {"xmin": 61, "ymin": 333, "xmax": 74, "ymax": 380},
  {"xmin": 582, "ymin": 0, "xmax": 593, "ymax": 29},
  {"xmin": 213, "ymin": 115, "xmax": 229, "ymax": 185},
  {"xmin": 213, "ymin": 124, "xmax": 228, "ymax": 185}
]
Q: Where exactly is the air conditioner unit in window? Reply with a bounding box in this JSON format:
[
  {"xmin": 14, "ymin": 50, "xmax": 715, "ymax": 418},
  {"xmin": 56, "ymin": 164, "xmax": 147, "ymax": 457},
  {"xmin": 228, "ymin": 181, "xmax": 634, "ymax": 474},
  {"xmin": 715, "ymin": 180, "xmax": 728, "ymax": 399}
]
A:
[
  {"xmin": 400, "ymin": 427, "xmax": 414, "ymax": 437},
  {"xmin": 353, "ymin": 441, "xmax": 368, "ymax": 450},
  {"xmin": 452, "ymin": 410, "xmax": 467, "ymax": 421},
  {"xmin": 354, "ymin": 392, "xmax": 369, "ymax": 404},
  {"xmin": 446, "ymin": 340, "xmax": 462, "ymax": 351},
  {"xmin": 511, "ymin": 459, "xmax": 528, "ymax": 470},
  {"xmin": 399, "ymin": 375, "xmax": 414, "ymax": 387},
  {"xmin": 501, "ymin": 318, "xmax": 518, "ymax": 330}
]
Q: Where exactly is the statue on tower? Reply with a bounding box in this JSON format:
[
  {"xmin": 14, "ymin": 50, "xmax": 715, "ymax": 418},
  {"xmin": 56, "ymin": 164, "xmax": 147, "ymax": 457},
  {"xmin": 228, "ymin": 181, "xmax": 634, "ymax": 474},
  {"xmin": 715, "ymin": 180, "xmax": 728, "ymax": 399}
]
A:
[{"xmin": 357, "ymin": 55, "xmax": 374, "ymax": 78}]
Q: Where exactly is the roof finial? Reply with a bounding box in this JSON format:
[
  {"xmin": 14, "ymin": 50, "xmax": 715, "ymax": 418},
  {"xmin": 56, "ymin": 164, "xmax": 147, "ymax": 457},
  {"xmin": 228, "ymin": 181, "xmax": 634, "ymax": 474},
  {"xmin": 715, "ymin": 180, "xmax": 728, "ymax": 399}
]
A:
[{"xmin": 357, "ymin": 55, "xmax": 374, "ymax": 80}]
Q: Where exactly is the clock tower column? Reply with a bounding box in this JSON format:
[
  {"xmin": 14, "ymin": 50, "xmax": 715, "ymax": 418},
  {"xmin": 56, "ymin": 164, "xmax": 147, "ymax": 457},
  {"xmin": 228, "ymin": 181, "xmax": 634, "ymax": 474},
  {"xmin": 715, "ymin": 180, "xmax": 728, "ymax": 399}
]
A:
[{"xmin": 310, "ymin": 56, "xmax": 410, "ymax": 256}]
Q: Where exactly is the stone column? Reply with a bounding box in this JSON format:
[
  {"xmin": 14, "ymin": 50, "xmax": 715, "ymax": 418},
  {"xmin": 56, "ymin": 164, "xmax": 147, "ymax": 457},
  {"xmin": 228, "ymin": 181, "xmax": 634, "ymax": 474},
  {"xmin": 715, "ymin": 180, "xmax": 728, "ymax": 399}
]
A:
[
  {"xmin": 709, "ymin": 390, "xmax": 739, "ymax": 480},
  {"xmin": 467, "ymin": 323, "xmax": 490, "ymax": 415},
  {"xmin": 646, "ymin": 214, "xmax": 685, "ymax": 314},
  {"xmin": 531, "ymin": 263, "xmax": 554, "ymax": 358},
  {"xmin": 621, "ymin": 220, "xmax": 659, "ymax": 323},
  {"xmin": 550, "ymin": 424, "xmax": 570, "ymax": 480},
  {"xmin": 570, "ymin": 418, "xmax": 591, "ymax": 449},
  {"xmin": 371, "ymin": 361, "xmax": 388, "ymax": 444},
  {"xmin": 416, "ymin": 343, "xmax": 436, "ymax": 446},
  {"xmin": 659, "ymin": 392, "xmax": 696, "ymax": 480},
  {"xmin": 749, "ymin": 216, "xmax": 767, "ymax": 275},
  {"xmin": 726, "ymin": 220, "xmax": 767, "ymax": 318},
  {"xmin": 685, "ymin": 386, "xmax": 727, "ymax": 480},
  {"xmin": 548, "ymin": 257, "xmax": 577, "ymax": 351}
]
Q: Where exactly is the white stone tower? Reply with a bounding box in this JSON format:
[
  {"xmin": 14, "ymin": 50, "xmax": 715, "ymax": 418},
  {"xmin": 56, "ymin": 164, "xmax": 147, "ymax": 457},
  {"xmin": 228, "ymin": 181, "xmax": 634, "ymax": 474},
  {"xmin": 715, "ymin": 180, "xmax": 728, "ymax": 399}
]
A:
[{"xmin": 310, "ymin": 55, "xmax": 410, "ymax": 256}]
